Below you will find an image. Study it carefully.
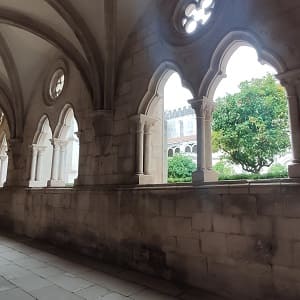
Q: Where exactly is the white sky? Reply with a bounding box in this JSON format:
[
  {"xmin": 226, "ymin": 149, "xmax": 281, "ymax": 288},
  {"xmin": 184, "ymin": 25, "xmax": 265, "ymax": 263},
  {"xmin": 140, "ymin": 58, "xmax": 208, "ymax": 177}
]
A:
[{"xmin": 164, "ymin": 46, "xmax": 276, "ymax": 111}]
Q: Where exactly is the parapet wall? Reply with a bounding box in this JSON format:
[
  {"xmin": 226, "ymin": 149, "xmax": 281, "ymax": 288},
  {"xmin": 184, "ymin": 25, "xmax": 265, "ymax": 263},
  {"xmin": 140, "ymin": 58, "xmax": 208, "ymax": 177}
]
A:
[{"xmin": 0, "ymin": 182, "xmax": 300, "ymax": 299}]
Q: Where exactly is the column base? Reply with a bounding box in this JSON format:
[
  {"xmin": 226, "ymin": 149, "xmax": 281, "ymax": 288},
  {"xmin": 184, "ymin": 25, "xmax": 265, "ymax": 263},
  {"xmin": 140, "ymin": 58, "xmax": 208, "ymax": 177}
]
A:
[
  {"xmin": 29, "ymin": 180, "xmax": 47, "ymax": 188},
  {"xmin": 47, "ymin": 180, "xmax": 66, "ymax": 187},
  {"xmin": 134, "ymin": 174, "xmax": 155, "ymax": 184},
  {"xmin": 192, "ymin": 169, "xmax": 219, "ymax": 185},
  {"xmin": 288, "ymin": 163, "xmax": 300, "ymax": 178}
]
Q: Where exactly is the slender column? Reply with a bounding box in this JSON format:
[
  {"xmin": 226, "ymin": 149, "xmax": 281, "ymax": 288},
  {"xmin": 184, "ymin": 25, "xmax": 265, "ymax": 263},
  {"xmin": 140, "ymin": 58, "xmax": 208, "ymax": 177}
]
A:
[
  {"xmin": 189, "ymin": 98, "xmax": 205, "ymax": 172},
  {"xmin": 144, "ymin": 118, "xmax": 157, "ymax": 175},
  {"xmin": 131, "ymin": 115, "xmax": 146, "ymax": 175},
  {"xmin": 30, "ymin": 145, "xmax": 38, "ymax": 181},
  {"xmin": 204, "ymin": 99, "xmax": 215, "ymax": 170},
  {"xmin": 50, "ymin": 139, "xmax": 60, "ymax": 181},
  {"xmin": 277, "ymin": 70, "xmax": 300, "ymax": 177},
  {"xmin": 58, "ymin": 141, "xmax": 67, "ymax": 181},
  {"xmin": 0, "ymin": 156, "xmax": 5, "ymax": 186},
  {"xmin": 287, "ymin": 92, "xmax": 300, "ymax": 163},
  {"xmin": 36, "ymin": 146, "xmax": 46, "ymax": 182}
]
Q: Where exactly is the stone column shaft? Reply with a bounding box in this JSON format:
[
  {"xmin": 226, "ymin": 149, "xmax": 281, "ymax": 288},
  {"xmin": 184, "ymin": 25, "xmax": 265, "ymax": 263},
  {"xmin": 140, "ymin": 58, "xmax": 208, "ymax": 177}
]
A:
[
  {"xmin": 287, "ymin": 94, "xmax": 300, "ymax": 162},
  {"xmin": 50, "ymin": 142, "xmax": 60, "ymax": 181},
  {"xmin": 58, "ymin": 143, "xmax": 66, "ymax": 181},
  {"xmin": 0, "ymin": 156, "xmax": 6, "ymax": 186},
  {"xmin": 189, "ymin": 99, "xmax": 205, "ymax": 171},
  {"xmin": 36, "ymin": 147, "xmax": 46, "ymax": 182},
  {"xmin": 144, "ymin": 118, "xmax": 157, "ymax": 175},
  {"xmin": 30, "ymin": 146, "xmax": 38, "ymax": 181}
]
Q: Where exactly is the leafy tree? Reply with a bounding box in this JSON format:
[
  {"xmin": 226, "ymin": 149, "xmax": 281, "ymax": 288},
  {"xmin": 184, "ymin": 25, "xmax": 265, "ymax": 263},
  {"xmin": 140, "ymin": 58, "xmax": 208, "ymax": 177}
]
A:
[
  {"xmin": 212, "ymin": 74, "xmax": 290, "ymax": 173},
  {"xmin": 168, "ymin": 154, "xmax": 196, "ymax": 179},
  {"xmin": 213, "ymin": 160, "xmax": 236, "ymax": 177}
]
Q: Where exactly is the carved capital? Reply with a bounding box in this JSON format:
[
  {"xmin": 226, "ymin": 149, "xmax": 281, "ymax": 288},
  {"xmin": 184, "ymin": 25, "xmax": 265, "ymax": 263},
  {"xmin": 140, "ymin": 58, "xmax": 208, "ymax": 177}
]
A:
[{"xmin": 277, "ymin": 68, "xmax": 300, "ymax": 96}]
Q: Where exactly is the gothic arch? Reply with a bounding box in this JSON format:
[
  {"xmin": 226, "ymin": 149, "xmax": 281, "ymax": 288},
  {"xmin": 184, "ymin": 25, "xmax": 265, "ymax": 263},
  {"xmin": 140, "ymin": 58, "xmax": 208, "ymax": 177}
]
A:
[
  {"xmin": 54, "ymin": 104, "xmax": 79, "ymax": 139},
  {"xmin": 198, "ymin": 30, "xmax": 287, "ymax": 99},
  {"xmin": 32, "ymin": 115, "xmax": 53, "ymax": 145},
  {"xmin": 138, "ymin": 61, "xmax": 195, "ymax": 116},
  {"xmin": 0, "ymin": 8, "xmax": 92, "ymax": 94},
  {"xmin": 29, "ymin": 115, "xmax": 53, "ymax": 188}
]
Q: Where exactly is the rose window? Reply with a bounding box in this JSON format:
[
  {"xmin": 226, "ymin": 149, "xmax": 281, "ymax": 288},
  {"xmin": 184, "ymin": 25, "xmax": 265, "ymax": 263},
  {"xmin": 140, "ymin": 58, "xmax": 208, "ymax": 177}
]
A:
[{"xmin": 182, "ymin": 0, "xmax": 215, "ymax": 34}]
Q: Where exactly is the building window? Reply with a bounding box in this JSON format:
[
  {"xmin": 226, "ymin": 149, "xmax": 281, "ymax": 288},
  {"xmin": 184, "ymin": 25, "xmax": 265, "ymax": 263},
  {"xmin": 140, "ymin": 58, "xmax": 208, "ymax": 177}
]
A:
[
  {"xmin": 185, "ymin": 146, "xmax": 192, "ymax": 153},
  {"xmin": 168, "ymin": 149, "xmax": 174, "ymax": 157},
  {"xmin": 182, "ymin": 0, "xmax": 215, "ymax": 34},
  {"xmin": 49, "ymin": 69, "xmax": 65, "ymax": 100}
]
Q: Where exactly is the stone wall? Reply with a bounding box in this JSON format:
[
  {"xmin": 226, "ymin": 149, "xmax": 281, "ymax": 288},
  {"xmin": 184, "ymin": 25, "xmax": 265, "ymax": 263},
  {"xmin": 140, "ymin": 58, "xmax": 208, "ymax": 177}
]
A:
[{"xmin": 1, "ymin": 182, "xmax": 300, "ymax": 299}]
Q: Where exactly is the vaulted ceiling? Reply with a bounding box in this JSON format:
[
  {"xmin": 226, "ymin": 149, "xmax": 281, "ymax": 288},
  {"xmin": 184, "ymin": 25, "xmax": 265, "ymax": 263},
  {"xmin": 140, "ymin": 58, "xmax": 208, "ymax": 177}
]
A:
[{"xmin": 0, "ymin": 0, "xmax": 153, "ymax": 116}]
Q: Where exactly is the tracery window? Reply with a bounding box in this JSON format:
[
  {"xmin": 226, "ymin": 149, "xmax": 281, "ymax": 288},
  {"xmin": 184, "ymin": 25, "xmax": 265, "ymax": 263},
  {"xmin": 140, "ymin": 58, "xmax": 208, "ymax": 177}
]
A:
[
  {"xmin": 181, "ymin": 0, "xmax": 215, "ymax": 34},
  {"xmin": 49, "ymin": 69, "xmax": 65, "ymax": 100}
]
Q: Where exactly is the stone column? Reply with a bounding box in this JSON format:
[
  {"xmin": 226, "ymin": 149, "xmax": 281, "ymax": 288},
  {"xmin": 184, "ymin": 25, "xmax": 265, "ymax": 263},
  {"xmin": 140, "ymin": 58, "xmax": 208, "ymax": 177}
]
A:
[
  {"xmin": 204, "ymin": 98, "xmax": 214, "ymax": 169},
  {"xmin": 189, "ymin": 98, "xmax": 206, "ymax": 184},
  {"xmin": 50, "ymin": 139, "xmax": 60, "ymax": 182},
  {"xmin": 29, "ymin": 145, "xmax": 38, "ymax": 182},
  {"xmin": 144, "ymin": 117, "xmax": 157, "ymax": 176},
  {"xmin": 0, "ymin": 155, "xmax": 6, "ymax": 187},
  {"xmin": 131, "ymin": 115, "xmax": 146, "ymax": 175},
  {"xmin": 36, "ymin": 146, "xmax": 46, "ymax": 182},
  {"xmin": 58, "ymin": 141, "xmax": 67, "ymax": 182},
  {"xmin": 204, "ymin": 98, "xmax": 218, "ymax": 181},
  {"xmin": 277, "ymin": 69, "xmax": 300, "ymax": 178},
  {"xmin": 48, "ymin": 139, "xmax": 66, "ymax": 187}
]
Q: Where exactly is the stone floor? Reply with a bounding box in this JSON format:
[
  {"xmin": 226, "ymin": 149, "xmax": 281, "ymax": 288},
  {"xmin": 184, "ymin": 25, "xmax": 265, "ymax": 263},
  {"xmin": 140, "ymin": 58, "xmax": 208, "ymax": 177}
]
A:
[{"xmin": 0, "ymin": 234, "xmax": 225, "ymax": 300}]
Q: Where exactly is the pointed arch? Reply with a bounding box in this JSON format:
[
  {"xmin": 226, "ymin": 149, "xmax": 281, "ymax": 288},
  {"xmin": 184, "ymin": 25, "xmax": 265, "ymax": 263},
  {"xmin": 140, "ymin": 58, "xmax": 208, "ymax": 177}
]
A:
[
  {"xmin": 198, "ymin": 30, "xmax": 287, "ymax": 99},
  {"xmin": 0, "ymin": 8, "xmax": 92, "ymax": 95},
  {"xmin": 32, "ymin": 115, "xmax": 53, "ymax": 145},
  {"xmin": 29, "ymin": 115, "xmax": 53, "ymax": 188},
  {"xmin": 52, "ymin": 104, "xmax": 79, "ymax": 185},
  {"xmin": 54, "ymin": 104, "xmax": 79, "ymax": 139},
  {"xmin": 138, "ymin": 61, "xmax": 195, "ymax": 115}
]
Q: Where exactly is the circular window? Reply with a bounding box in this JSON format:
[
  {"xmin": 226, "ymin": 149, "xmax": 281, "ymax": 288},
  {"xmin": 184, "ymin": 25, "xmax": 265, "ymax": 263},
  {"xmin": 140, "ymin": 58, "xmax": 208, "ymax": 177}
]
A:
[
  {"xmin": 181, "ymin": 0, "xmax": 215, "ymax": 34},
  {"xmin": 49, "ymin": 69, "xmax": 65, "ymax": 100}
]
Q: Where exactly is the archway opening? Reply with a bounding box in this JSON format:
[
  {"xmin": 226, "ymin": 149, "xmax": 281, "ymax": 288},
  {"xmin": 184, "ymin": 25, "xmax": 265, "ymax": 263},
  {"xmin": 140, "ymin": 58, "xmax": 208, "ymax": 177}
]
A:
[
  {"xmin": 211, "ymin": 45, "xmax": 291, "ymax": 180},
  {"xmin": 163, "ymin": 73, "xmax": 196, "ymax": 183},
  {"xmin": 29, "ymin": 117, "xmax": 53, "ymax": 188},
  {"xmin": 56, "ymin": 107, "xmax": 79, "ymax": 186},
  {"xmin": 0, "ymin": 111, "xmax": 9, "ymax": 187}
]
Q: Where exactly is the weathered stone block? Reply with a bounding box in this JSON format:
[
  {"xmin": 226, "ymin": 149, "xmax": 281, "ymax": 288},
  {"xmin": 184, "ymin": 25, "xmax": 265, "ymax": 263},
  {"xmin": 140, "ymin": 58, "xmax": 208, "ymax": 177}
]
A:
[
  {"xmin": 177, "ymin": 237, "xmax": 201, "ymax": 255},
  {"xmin": 201, "ymin": 232, "xmax": 227, "ymax": 256},
  {"xmin": 192, "ymin": 213, "xmax": 212, "ymax": 232},
  {"xmin": 213, "ymin": 214, "xmax": 241, "ymax": 234},
  {"xmin": 223, "ymin": 194, "xmax": 257, "ymax": 215},
  {"xmin": 241, "ymin": 216, "xmax": 272, "ymax": 237}
]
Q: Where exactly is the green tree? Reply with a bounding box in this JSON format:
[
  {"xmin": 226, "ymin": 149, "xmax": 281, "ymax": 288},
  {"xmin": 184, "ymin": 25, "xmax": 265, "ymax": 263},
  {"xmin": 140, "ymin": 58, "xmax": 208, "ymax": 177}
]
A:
[
  {"xmin": 212, "ymin": 74, "xmax": 290, "ymax": 173},
  {"xmin": 213, "ymin": 160, "xmax": 236, "ymax": 177},
  {"xmin": 168, "ymin": 154, "xmax": 196, "ymax": 179}
]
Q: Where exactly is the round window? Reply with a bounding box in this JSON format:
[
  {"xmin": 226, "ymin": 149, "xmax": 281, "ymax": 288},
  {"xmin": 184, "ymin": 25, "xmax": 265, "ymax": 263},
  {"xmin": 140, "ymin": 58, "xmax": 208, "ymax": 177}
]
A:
[
  {"xmin": 180, "ymin": 0, "xmax": 215, "ymax": 34},
  {"xmin": 49, "ymin": 69, "xmax": 65, "ymax": 100}
]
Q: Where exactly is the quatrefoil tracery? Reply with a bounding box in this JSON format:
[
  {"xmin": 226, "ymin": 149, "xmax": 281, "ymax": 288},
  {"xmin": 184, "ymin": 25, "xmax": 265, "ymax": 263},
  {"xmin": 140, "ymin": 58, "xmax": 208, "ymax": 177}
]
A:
[{"xmin": 182, "ymin": 0, "xmax": 215, "ymax": 34}]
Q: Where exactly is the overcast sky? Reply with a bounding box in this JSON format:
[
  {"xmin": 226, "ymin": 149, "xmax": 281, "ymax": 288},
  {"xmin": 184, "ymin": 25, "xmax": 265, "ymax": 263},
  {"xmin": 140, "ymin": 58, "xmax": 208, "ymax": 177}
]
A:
[{"xmin": 164, "ymin": 46, "xmax": 276, "ymax": 111}]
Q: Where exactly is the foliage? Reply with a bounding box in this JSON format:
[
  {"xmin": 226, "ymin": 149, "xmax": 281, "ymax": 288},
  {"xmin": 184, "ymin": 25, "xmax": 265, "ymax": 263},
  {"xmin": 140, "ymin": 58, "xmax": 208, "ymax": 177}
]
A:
[
  {"xmin": 213, "ymin": 74, "xmax": 290, "ymax": 173},
  {"xmin": 267, "ymin": 163, "xmax": 287, "ymax": 175},
  {"xmin": 218, "ymin": 170, "xmax": 288, "ymax": 181},
  {"xmin": 168, "ymin": 154, "xmax": 196, "ymax": 180},
  {"xmin": 213, "ymin": 160, "xmax": 236, "ymax": 177},
  {"xmin": 168, "ymin": 177, "xmax": 192, "ymax": 183}
]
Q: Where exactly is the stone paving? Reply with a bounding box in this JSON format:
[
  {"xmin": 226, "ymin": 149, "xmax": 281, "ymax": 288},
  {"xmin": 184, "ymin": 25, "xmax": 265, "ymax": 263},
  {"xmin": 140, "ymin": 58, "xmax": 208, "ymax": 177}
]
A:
[{"xmin": 0, "ymin": 234, "xmax": 225, "ymax": 300}]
